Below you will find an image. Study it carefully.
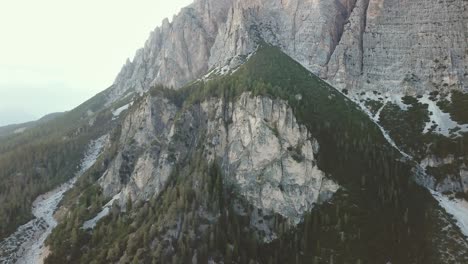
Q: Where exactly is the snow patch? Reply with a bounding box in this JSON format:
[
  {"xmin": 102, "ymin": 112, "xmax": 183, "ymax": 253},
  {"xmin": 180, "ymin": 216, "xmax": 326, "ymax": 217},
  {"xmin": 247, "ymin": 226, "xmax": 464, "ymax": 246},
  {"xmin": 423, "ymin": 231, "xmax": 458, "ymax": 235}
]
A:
[
  {"xmin": 82, "ymin": 208, "xmax": 110, "ymax": 230},
  {"xmin": 351, "ymin": 93, "xmax": 412, "ymax": 160},
  {"xmin": 0, "ymin": 135, "xmax": 108, "ymax": 264},
  {"xmin": 430, "ymin": 190, "xmax": 468, "ymax": 238},
  {"xmin": 14, "ymin": 127, "xmax": 27, "ymax": 134},
  {"xmin": 112, "ymin": 102, "xmax": 133, "ymax": 119},
  {"xmin": 82, "ymin": 192, "xmax": 121, "ymax": 230},
  {"xmin": 202, "ymin": 64, "xmax": 235, "ymax": 80},
  {"xmin": 201, "ymin": 49, "xmax": 258, "ymax": 82},
  {"xmin": 348, "ymin": 90, "xmax": 468, "ymax": 243},
  {"xmin": 419, "ymin": 94, "xmax": 468, "ymax": 136},
  {"xmin": 359, "ymin": 92, "xmax": 409, "ymax": 112},
  {"xmin": 357, "ymin": 91, "xmax": 468, "ymax": 137}
]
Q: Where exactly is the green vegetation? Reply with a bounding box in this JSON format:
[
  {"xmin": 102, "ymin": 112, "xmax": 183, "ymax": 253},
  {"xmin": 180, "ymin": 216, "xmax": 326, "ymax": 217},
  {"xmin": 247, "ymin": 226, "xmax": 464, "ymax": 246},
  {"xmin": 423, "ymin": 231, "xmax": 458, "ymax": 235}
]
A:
[
  {"xmin": 426, "ymin": 164, "xmax": 461, "ymax": 186},
  {"xmin": 0, "ymin": 86, "xmax": 118, "ymax": 240},
  {"xmin": 45, "ymin": 45, "xmax": 447, "ymax": 263},
  {"xmin": 438, "ymin": 91, "xmax": 468, "ymax": 124},
  {"xmin": 377, "ymin": 94, "xmax": 468, "ymax": 191},
  {"xmin": 379, "ymin": 98, "xmax": 430, "ymax": 157},
  {"xmin": 363, "ymin": 99, "xmax": 383, "ymax": 116},
  {"xmin": 46, "ymin": 151, "xmax": 279, "ymax": 264}
]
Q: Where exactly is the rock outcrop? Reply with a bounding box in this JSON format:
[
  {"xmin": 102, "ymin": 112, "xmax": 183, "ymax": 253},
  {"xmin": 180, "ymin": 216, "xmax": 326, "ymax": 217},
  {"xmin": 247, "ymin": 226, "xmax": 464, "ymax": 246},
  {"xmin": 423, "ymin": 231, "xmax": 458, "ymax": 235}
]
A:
[
  {"xmin": 99, "ymin": 96, "xmax": 179, "ymax": 201},
  {"xmin": 99, "ymin": 92, "xmax": 339, "ymax": 222}
]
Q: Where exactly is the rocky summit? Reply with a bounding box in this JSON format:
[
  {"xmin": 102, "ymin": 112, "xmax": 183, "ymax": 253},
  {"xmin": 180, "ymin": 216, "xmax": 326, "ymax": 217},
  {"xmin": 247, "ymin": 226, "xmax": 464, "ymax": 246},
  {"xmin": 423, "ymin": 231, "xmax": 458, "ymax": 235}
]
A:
[{"xmin": 110, "ymin": 0, "xmax": 467, "ymax": 103}]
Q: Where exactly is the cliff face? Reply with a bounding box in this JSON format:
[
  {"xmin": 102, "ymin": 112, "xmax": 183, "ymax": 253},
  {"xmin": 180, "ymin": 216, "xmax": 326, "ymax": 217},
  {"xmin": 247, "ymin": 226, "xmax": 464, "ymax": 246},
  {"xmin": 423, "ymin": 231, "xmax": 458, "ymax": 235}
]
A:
[
  {"xmin": 209, "ymin": 0, "xmax": 357, "ymax": 75},
  {"xmin": 109, "ymin": 0, "xmax": 467, "ymax": 102},
  {"xmin": 108, "ymin": 0, "xmax": 233, "ymax": 102},
  {"xmin": 327, "ymin": 0, "xmax": 468, "ymax": 94},
  {"xmin": 99, "ymin": 92, "xmax": 338, "ymax": 223}
]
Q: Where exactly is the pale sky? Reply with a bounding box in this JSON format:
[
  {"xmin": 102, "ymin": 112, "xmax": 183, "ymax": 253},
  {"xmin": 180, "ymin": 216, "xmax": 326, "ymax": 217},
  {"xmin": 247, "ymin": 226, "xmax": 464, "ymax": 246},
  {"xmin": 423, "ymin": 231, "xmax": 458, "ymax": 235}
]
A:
[{"xmin": 0, "ymin": 0, "xmax": 193, "ymax": 126}]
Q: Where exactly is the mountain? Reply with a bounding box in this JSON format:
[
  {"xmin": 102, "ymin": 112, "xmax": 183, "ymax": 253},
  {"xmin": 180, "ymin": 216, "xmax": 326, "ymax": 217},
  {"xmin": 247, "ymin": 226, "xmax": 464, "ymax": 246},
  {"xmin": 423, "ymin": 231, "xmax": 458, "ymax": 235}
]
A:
[
  {"xmin": 109, "ymin": 0, "xmax": 467, "ymax": 101},
  {"xmin": 0, "ymin": 112, "xmax": 64, "ymax": 138},
  {"xmin": 108, "ymin": 0, "xmax": 468, "ymax": 224},
  {"xmin": 44, "ymin": 46, "xmax": 468, "ymax": 263},
  {"xmin": 0, "ymin": 0, "xmax": 467, "ymax": 263}
]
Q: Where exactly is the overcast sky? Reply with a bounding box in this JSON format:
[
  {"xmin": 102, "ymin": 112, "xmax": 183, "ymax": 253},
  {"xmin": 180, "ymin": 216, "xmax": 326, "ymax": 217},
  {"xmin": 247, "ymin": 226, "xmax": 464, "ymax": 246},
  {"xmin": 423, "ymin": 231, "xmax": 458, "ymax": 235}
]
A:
[{"xmin": 0, "ymin": 0, "xmax": 192, "ymax": 126}]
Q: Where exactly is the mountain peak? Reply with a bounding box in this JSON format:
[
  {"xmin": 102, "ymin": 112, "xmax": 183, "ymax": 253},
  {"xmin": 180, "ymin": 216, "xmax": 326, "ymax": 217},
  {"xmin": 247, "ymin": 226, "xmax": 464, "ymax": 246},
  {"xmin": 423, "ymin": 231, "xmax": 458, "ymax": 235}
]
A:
[{"xmin": 106, "ymin": 0, "xmax": 466, "ymax": 108}]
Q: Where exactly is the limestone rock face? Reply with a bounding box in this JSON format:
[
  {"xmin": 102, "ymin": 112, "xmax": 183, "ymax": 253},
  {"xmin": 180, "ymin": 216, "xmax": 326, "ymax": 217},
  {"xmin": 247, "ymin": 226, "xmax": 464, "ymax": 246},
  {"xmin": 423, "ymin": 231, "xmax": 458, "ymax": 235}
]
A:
[
  {"xmin": 203, "ymin": 93, "xmax": 339, "ymax": 222},
  {"xmin": 209, "ymin": 0, "xmax": 357, "ymax": 75},
  {"xmin": 99, "ymin": 96, "xmax": 179, "ymax": 201},
  {"xmin": 109, "ymin": 0, "xmax": 467, "ymax": 102},
  {"xmin": 108, "ymin": 0, "xmax": 233, "ymax": 102},
  {"xmin": 99, "ymin": 92, "xmax": 339, "ymax": 222},
  {"xmin": 109, "ymin": 0, "xmax": 358, "ymax": 100},
  {"xmin": 326, "ymin": 0, "xmax": 468, "ymax": 94}
]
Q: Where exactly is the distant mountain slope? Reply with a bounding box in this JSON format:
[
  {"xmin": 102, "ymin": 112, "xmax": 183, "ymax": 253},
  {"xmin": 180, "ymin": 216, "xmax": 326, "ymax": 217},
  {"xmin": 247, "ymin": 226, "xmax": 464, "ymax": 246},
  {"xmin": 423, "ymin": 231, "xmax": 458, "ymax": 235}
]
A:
[
  {"xmin": 0, "ymin": 85, "xmax": 133, "ymax": 240},
  {"xmin": 0, "ymin": 112, "xmax": 64, "ymax": 138}
]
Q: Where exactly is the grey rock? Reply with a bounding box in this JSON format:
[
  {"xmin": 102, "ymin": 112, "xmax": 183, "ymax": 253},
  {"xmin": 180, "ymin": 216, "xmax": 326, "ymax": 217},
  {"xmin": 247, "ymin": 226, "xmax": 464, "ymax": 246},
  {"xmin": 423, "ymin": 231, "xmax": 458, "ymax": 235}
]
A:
[
  {"xmin": 99, "ymin": 96, "xmax": 179, "ymax": 202},
  {"xmin": 210, "ymin": 0, "xmax": 356, "ymax": 76},
  {"xmin": 108, "ymin": 0, "xmax": 467, "ymax": 104},
  {"xmin": 107, "ymin": 0, "xmax": 233, "ymax": 104},
  {"xmin": 330, "ymin": 0, "xmax": 467, "ymax": 94},
  {"xmin": 461, "ymin": 169, "xmax": 468, "ymax": 193},
  {"xmin": 99, "ymin": 92, "xmax": 339, "ymax": 223}
]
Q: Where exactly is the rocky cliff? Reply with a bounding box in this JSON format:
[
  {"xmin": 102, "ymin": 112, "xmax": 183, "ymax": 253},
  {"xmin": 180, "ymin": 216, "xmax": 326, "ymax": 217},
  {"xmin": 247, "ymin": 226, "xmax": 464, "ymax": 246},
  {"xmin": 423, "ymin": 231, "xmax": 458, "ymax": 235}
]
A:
[
  {"xmin": 327, "ymin": 0, "xmax": 468, "ymax": 94},
  {"xmin": 99, "ymin": 92, "xmax": 339, "ymax": 223},
  {"xmin": 109, "ymin": 0, "xmax": 467, "ymax": 102},
  {"xmin": 109, "ymin": 0, "xmax": 232, "ymax": 102}
]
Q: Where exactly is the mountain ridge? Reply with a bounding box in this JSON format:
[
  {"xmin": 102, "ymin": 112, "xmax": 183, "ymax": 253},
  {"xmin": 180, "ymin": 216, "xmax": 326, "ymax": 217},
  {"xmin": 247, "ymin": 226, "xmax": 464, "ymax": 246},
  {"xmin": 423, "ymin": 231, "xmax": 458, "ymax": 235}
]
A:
[{"xmin": 109, "ymin": 0, "xmax": 467, "ymax": 104}]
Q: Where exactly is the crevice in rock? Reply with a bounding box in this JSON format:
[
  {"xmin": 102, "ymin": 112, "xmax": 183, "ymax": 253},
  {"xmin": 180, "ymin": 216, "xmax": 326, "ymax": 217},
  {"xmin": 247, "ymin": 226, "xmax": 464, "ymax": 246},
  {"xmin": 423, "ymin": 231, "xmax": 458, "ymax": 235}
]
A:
[
  {"xmin": 291, "ymin": 0, "xmax": 299, "ymax": 53},
  {"xmin": 360, "ymin": 0, "xmax": 371, "ymax": 75},
  {"xmin": 324, "ymin": 0, "xmax": 358, "ymax": 67}
]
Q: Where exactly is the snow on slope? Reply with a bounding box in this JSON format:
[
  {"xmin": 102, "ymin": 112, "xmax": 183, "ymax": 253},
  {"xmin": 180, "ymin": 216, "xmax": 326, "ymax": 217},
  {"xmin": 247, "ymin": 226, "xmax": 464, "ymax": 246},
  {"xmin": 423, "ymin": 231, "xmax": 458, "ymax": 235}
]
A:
[
  {"xmin": 349, "ymin": 90, "xmax": 468, "ymax": 241},
  {"xmin": 0, "ymin": 135, "xmax": 108, "ymax": 264},
  {"xmin": 82, "ymin": 208, "xmax": 110, "ymax": 230},
  {"xmin": 419, "ymin": 94, "xmax": 468, "ymax": 137},
  {"xmin": 350, "ymin": 93, "xmax": 412, "ymax": 160},
  {"xmin": 356, "ymin": 92, "xmax": 468, "ymax": 137},
  {"xmin": 82, "ymin": 192, "xmax": 121, "ymax": 230},
  {"xmin": 431, "ymin": 190, "xmax": 468, "ymax": 238},
  {"xmin": 112, "ymin": 102, "xmax": 133, "ymax": 119},
  {"xmin": 14, "ymin": 127, "xmax": 27, "ymax": 134}
]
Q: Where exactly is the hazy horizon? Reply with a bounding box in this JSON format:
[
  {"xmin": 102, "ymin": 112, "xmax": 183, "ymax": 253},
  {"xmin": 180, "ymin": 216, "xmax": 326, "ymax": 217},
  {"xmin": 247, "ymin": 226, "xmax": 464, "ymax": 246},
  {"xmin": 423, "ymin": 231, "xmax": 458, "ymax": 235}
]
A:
[{"xmin": 0, "ymin": 0, "xmax": 192, "ymax": 126}]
